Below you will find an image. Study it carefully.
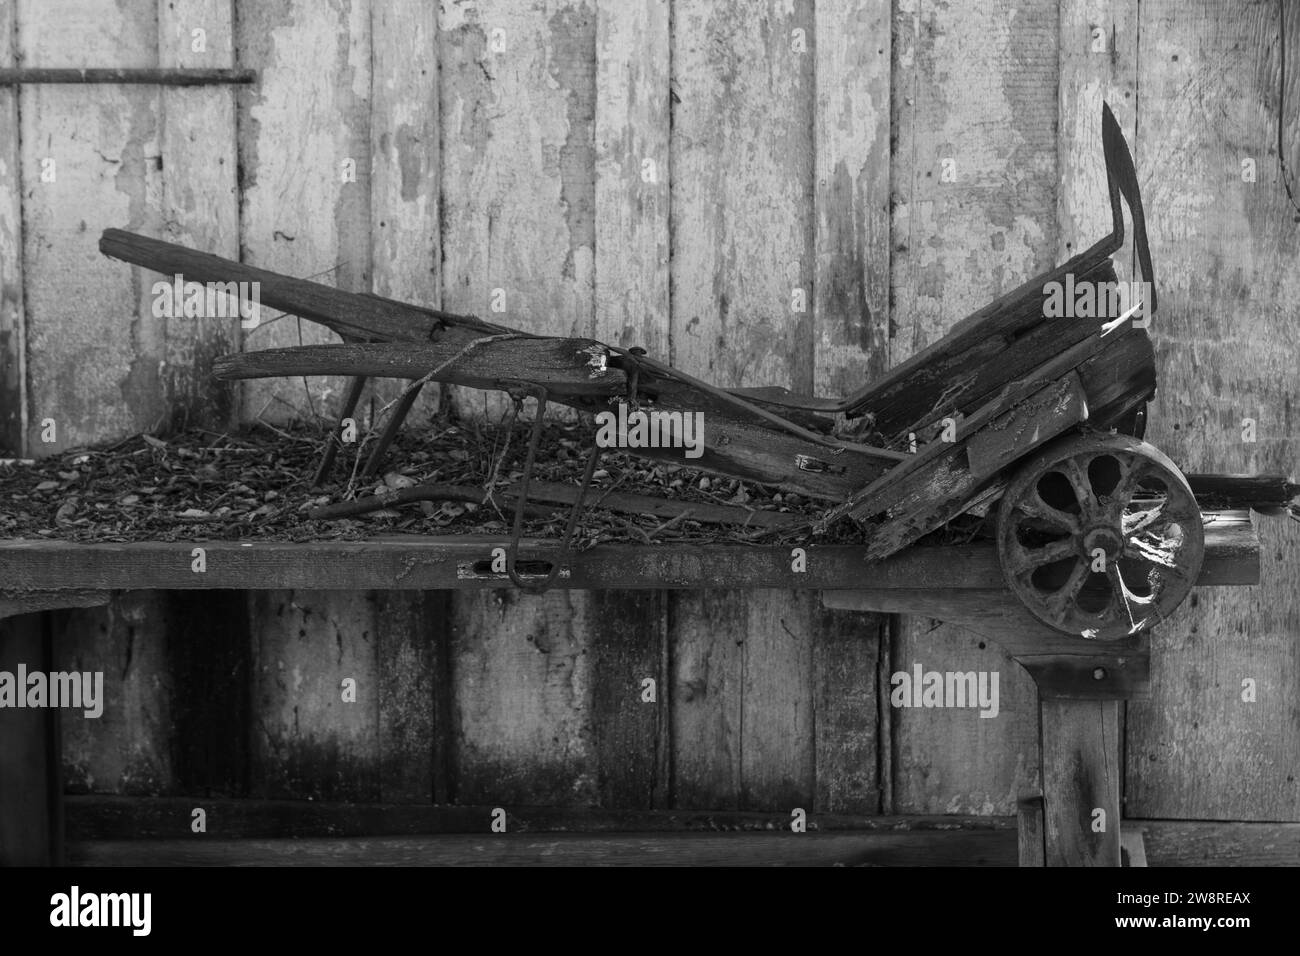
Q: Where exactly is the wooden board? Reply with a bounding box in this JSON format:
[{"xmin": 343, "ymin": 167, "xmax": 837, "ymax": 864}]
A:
[
  {"xmin": 889, "ymin": 0, "xmax": 1060, "ymax": 815},
  {"xmin": 591, "ymin": 0, "xmax": 672, "ymax": 806},
  {"xmin": 13, "ymin": 1, "xmax": 188, "ymax": 812},
  {"xmin": 368, "ymin": 0, "xmax": 441, "ymax": 425},
  {"xmin": 0, "ymin": 514, "xmax": 1257, "ymax": 590},
  {"xmin": 1041, "ymin": 699, "xmax": 1122, "ymax": 865},
  {"xmin": 236, "ymin": 0, "xmax": 370, "ymax": 424},
  {"xmin": 439, "ymin": 0, "xmax": 606, "ymax": 809},
  {"xmin": 17, "ymin": 0, "xmax": 162, "ymax": 450},
  {"xmin": 0, "ymin": 612, "xmax": 59, "ymax": 864},
  {"xmin": 1124, "ymin": 0, "xmax": 1300, "ymax": 822},
  {"xmin": 811, "ymin": 0, "xmax": 891, "ymax": 814},
  {"xmin": 0, "ymin": 1, "xmax": 24, "ymax": 455},
  {"xmin": 66, "ymin": 829, "xmax": 1017, "ymax": 866},
  {"xmin": 669, "ymin": 0, "xmax": 818, "ymax": 814},
  {"xmin": 1137, "ymin": 820, "xmax": 1300, "ymax": 866},
  {"xmin": 159, "ymin": 0, "xmax": 239, "ymax": 432},
  {"xmin": 63, "ymin": 794, "xmax": 1016, "ymax": 837}
]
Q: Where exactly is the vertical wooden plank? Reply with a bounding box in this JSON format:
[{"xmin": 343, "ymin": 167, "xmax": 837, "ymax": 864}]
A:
[
  {"xmin": 814, "ymin": 0, "xmax": 891, "ymax": 394},
  {"xmin": 0, "ymin": 613, "xmax": 57, "ymax": 864},
  {"xmin": 811, "ymin": 0, "xmax": 890, "ymax": 815},
  {"xmin": 18, "ymin": 0, "xmax": 161, "ymax": 452},
  {"xmin": 1056, "ymin": 0, "xmax": 1139, "ymax": 264},
  {"xmin": 888, "ymin": 0, "xmax": 1056, "ymax": 815},
  {"xmin": 588, "ymin": 591, "xmax": 667, "ymax": 807},
  {"xmin": 54, "ymin": 596, "xmax": 175, "ymax": 796},
  {"xmin": 1125, "ymin": 0, "xmax": 1300, "ymax": 821},
  {"xmin": 1017, "ymin": 792, "xmax": 1046, "ymax": 866},
  {"xmin": 159, "ymin": 0, "xmax": 239, "ymax": 431},
  {"xmin": 595, "ymin": 0, "xmax": 670, "ymax": 355},
  {"xmin": 813, "ymin": 607, "xmax": 882, "ymax": 814},
  {"xmin": 368, "ymin": 0, "xmax": 442, "ymax": 805},
  {"xmin": 373, "ymin": 591, "xmax": 440, "ymax": 803},
  {"xmin": 441, "ymin": 0, "xmax": 600, "ymax": 808},
  {"xmin": 237, "ymin": 0, "xmax": 371, "ymax": 424},
  {"xmin": 236, "ymin": 2, "xmax": 382, "ymax": 806},
  {"xmin": 1041, "ymin": 699, "xmax": 1122, "ymax": 866},
  {"xmin": 248, "ymin": 590, "xmax": 379, "ymax": 801},
  {"xmin": 591, "ymin": 0, "xmax": 672, "ymax": 809},
  {"xmin": 449, "ymin": 590, "xmax": 596, "ymax": 805},
  {"xmin": 0, "ymin": 2, "xmax": 24, "ymax": 455},
  {"xmin": 671, "ymin": 589, "xmax": 743, "ymax": 807},
  {"xmin": 14, "ymin": 2, "xmax": 186, "ymax": 810},
  {"xmin": 740, "ymin": 591, "xmax": 815, "ymax": 810},
  {"xmin": 369, "ymin": 0, "xmax": 441, "ymax": 422},
  {"xmin": 669, "ymin": 0, "xmax": 816, "ymax": 813}
]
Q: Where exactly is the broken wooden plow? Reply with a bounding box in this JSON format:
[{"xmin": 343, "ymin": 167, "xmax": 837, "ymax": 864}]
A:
[{"xmin": 99, "ymin": 103, "xmax": 1298, "ymax": 636}]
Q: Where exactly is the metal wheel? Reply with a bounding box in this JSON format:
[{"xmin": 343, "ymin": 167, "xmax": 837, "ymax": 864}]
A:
[{"xmin": 996, "ymin": 432, "xmax": 1204, "ymax": 639}]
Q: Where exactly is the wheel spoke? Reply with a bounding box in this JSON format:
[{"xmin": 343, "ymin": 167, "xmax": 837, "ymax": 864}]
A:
[
  {"xmin": 1110, "ymin": 456, "xmax": 1152, "ymax": 507},
  {"xmin": 1043, "ymin": 560, "xmax": 1090, "ymax": 620},
  {"xmin": 1017, "ymin": 491, "xmax": 1081, "ymax": 535},
  {"xmin": 1060, "ymin": 458, "xmax": 1097, "ymax": 513},
  {"xmin": 1007, "ymin": 537, "xmax": 1077, "ymax": 575}
]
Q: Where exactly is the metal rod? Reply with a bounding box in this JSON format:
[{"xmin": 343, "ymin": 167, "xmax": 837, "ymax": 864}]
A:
[{"xmin": 0, "ymin": 68, "xmax": 257, "ymax": 86}]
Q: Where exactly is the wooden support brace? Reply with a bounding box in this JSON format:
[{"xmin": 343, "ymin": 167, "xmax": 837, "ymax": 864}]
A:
[{"xmin": 1039, "ymin": 699, "xmax": 1122, "ymax": 866}]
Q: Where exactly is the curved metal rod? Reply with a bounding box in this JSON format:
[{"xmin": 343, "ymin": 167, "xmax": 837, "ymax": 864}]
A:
[{"xmin": 504, "ymin": 386, "xmax": 604, "ymax": 593}]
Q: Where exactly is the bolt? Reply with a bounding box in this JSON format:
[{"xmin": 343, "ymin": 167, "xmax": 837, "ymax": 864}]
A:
[{"xmin": 1092, "ymin": 667, "xmax": 1107, "ymax": 681}]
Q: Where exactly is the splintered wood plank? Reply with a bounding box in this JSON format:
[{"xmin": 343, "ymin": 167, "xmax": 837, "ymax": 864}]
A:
[
  {"xmin": 1125, "ymin": 0, "xmax": 1300, "ymax": 821},
  {"xmin": 888, "ymin": 0, "xmax": 1058, "ymax": 815},
  {"xmin": 811, "ymin": 0, "xmax": 890, "ymax": 816},
  {"xmin": 668, "ymin": 0, "xmax": 817, "ymax": 814},
  {"xmin": 368, "ymin": 0, "xmax": 441, "ymax": 423},
  {"xmin": 0, "ymin": 613, "xmax": 57, "ymax": 864},
  {"xmin": 18, "ymin": 0, "xmax": 161, "ymax": 451},
  {"xmin": 440, "ymin": 0, "xmax": 602, "ymax": 808},
  {"xmin": 236, "ymin": 0, "xmax": 371, "ymax": 424},
  {"xmin": 248, "ymin": 590, "xmax": 380, "ymax": 801},
  {"xmin": 1041, "ymin": 699, "xmax": 1122, "ymax": 866},
  {"xmin": 591, "ymin": 0, "xmax": 671, "ymax": 808},
  {"xmin": 158, "ymin": 0, "xmax": 239, "ymax": 431},
  {"xmin": 0, "ymin": 1, "xmax": 24, "ymax": 455}
]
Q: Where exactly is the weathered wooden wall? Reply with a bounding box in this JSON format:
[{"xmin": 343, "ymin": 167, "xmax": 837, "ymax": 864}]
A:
[{"xmin": 0, "ymin": 0, "xmax": 1296, "ymax": 826}]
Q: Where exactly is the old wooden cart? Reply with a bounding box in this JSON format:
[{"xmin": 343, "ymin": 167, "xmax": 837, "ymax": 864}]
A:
[{"xmin": 1, "ymin": 105, "xmax": 1291, "ymax": 866}]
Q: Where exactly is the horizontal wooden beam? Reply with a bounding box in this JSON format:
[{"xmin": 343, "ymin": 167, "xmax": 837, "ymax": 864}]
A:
[
  {"xmin": 66, "ymin": 830, "xmax": 1018, "ymax": 866},
  {"xmin": 0, "ymin": 68, "xmax": 257, "ymax": 85},
  {"xmin": 65, "ymin": 796, "xmax": 1015, "ymax": 841},
  {"xmin": 0, "ymin": 511, "xmax": 1255, "ymax": 594},
  {"xmin": 1132, "ymin": 820, "xmax": 1300, "ymax": 867}
]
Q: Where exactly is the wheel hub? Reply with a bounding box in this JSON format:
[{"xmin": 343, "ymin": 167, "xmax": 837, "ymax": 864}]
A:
[{"xmin": 1082, "ymin": 526, "xmax": 1123, "ymax": 562}]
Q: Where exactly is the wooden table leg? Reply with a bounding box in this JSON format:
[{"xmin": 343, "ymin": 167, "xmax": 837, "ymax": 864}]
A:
[
  {"xmin": 1039, "ymin": 698, "xmax": 1122, "ymax": 866},
  {"xmin": 0, "ymin": 611, "xmax": 62, "ymax": 865}
]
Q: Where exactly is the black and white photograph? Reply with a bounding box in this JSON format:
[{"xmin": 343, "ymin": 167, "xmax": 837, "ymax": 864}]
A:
[{"xmin": 0, "ymin": 0, "xmax": 1294, "ymax": 922}]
